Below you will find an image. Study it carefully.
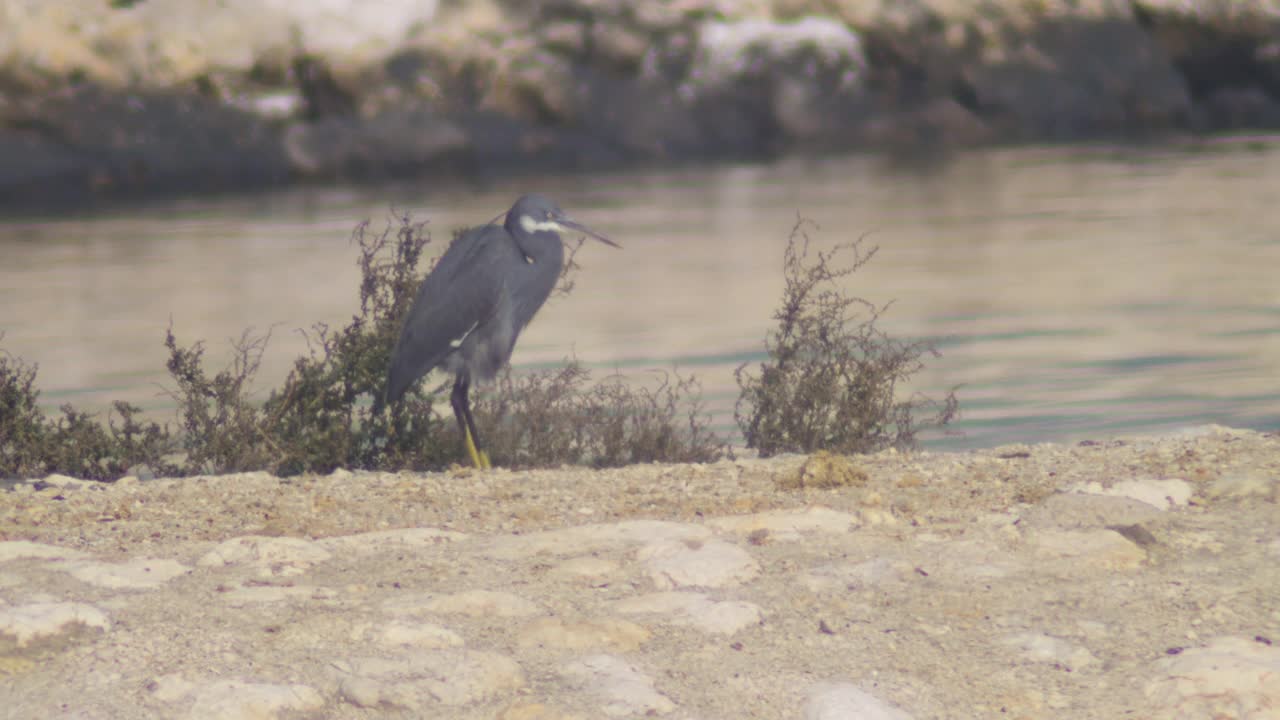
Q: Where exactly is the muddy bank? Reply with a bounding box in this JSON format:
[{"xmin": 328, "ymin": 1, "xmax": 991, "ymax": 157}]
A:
[{"xmin": 2, "ymin": 0, "xmax": 1279, "ymax": 207}]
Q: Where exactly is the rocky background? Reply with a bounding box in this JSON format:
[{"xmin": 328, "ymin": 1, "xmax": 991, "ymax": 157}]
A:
[{"xmin": 2, "ymin": 0, "xmax": 1279, "ymax": 207}]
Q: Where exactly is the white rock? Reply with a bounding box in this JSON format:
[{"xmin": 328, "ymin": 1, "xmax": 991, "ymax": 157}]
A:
[
  {"xmin": 1076, "ymin": 620, "xmax": 1111, "ymax": 639},
  {"xmin": 0, "ymin": 602, "xmax": 109, "ymax": 647},
  {"xmin": 920, "ymin": 538, "xmax": 1021, "ymax": 581},
  {"xmin": 858, "ymin": 507, "xmax": 898, "ymax": 526},
  {"xmin": 801, "ymin": 559, "xmax": 912, "ymax": 592},
  {"xmin": 708, "ymin": 507, "xmax": 859, "ymax": 541},
  {"xmin": 338, "ymin": 650, "xmax": 524, "ymax": 708},
  {"xmin": 695, "ymin": 16, "xmax": 863, "ymax": 88},
  {"xmin": 63, "ymin": 558, "xmax": 189, "ymax": 589},
  {"xmin": 197, "ymin": 536, "xmax": 331, "ymax": 577},
  {"xmin": 1032, "ymin": 529, "xmax": 1146, "ymax": 570},
  {"xmin": 259, "ymin": 0, "xmax": 440, "ymax": 59},
  {"xmin": 1002, "ymin": 632, "xmax": 1099, "ymax": 669},
  {"xmin": 339, "ymin": 676, "xmax": 400, "ymax": 709},
  {"xmin": 221, "ymin": 584, "xmax": 317, "ymax": 606},
  {"xmin": 25, "ymin": 0, "xmax": 443, "ymax": 77},
  {"xmin": 1028, "ymin": 492, "xmax": 1161, "ymax": 529},
  {"xmin": 148, "ymin": 673, "xmax": 196, "ymax": 702},
  {"xmin": 379, "ymin": 620, "xmax": 464, "ymax": 649},
  {"xmin": 38, "ymin": 473, "xmax": 93, "ymax": 489},
  {"xmin": 0, "ymin": 541, "xmax": 87, "ymax": 562},
  {"xmin": 185, "ymin": 679, "xmax": 324, "ymax": 720},
  {"xmin": 386, "ymin": 590, "xmax": 542, "ymax": 618},
  {"xmin": 613, "ymin": 592, "xmax": 763, "ymax": 636},
  {"xmin": 559, "ymin": 654, "xmax": 675, "ymax": 717},
  {"xmin": 1206, "ymin": 472, "xmax": 1275, "ymax": 500},
  {"xmin": 483, "ymin": 521, "xmax": 711, "ymax": 561},
  {"xmin": 517, "ymin": 617, "xmax": 650, "ymax": 652},
  {"xmin": 550, "ymin": 556, "xmax": 619, "ymax": 581},
  {"xmin": 1071, "ymin": 478, "xmax": 1193, "ymax": 510},
  {"xmin": 318, "ymin": 527, "xmax": 468, "ymax": 553},
  {"xmin": 1144, "ymin": 636, "xmax": 1280, "ymax": 719},
  {"xmin": 804, "ymin": 682, "xmax": 913, "ymax": 720},
  {"xmin": 638, "ymin": 538, "xmax": 760, "ymax": 590},
  {"xmin": 1174, "ymin": 424, "xmax": 1245, "ymax": 438}
]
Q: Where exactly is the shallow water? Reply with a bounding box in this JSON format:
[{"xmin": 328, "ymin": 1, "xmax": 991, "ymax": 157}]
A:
[{"xmin": 3, "ymin": 140, "xmax": 1278, "ymax": 450}]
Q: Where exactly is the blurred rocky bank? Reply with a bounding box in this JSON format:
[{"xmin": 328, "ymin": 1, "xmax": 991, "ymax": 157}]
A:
[{"xmin": 2, "ymin": 0, "xmax": 1279, "ymax": 207}]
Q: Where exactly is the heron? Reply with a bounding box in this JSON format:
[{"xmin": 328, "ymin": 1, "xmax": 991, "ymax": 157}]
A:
[{"xmin": 381, "ymin": 194, "xmax": 620, "ymax": 469}]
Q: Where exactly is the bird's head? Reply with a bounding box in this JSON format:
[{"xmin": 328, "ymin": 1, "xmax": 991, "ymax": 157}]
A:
[{"xmin": 505, "ymin": 194, "xmax": 620, "ymax": 248}]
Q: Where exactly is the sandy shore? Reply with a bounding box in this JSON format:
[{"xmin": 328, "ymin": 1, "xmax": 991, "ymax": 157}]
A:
[{"xmin": 1, "ymin": 425, "xmax": 1278, "ymax": 718}]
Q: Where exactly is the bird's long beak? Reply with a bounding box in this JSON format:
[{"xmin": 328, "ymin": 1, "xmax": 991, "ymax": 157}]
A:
[{"xmin": 556, "ymin": 214, "xmax": 621, "ymax": 248}]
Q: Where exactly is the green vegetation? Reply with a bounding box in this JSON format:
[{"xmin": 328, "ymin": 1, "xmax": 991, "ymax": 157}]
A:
[{"xmin": 1, "ymin": 214, "xmax": 955, "ymax": 481}]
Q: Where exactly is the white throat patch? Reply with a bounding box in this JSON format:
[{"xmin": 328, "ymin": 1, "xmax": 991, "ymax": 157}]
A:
[{"xmin": 519, "ymin": 215, "xmax": 563, "ymax": 235}]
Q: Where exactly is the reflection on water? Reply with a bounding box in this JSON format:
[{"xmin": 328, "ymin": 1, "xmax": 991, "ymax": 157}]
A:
[{"xmin": 2, "ymin": 141, "xmax": 1279, "ymax": 450}]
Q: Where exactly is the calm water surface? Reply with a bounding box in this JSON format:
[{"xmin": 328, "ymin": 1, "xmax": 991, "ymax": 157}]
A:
[{"xmin": 3, "ymin": 142, "xmax": 1278, "ymax": 450}]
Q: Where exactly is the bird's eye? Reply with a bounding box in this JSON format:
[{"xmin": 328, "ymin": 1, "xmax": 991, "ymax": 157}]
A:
[{"xmin": 545, "ymin": 210, "xmax": 554, "ymax": 219}]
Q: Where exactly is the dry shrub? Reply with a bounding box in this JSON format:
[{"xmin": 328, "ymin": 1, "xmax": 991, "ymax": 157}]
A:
[
  {"xmin": 736, "ymin": 217, "xmax": 957, "ymax": 457},
  {"xmin": 2, "ymin": 336, "xmax": 173, "ymax": 480},
  {"xmin": 474, "ymin": 364, "xmax": 723, "ymax": 468}
]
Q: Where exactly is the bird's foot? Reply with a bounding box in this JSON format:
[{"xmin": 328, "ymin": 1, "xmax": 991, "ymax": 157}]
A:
[{"xmin": 464, "ymin": 429, "xmax": 491, "ymax": 470}]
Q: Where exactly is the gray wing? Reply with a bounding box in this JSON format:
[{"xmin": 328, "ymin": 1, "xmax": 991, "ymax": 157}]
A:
[{"xmin": 384, "ymin": 224, "xmax": 512, "ymax": 403}]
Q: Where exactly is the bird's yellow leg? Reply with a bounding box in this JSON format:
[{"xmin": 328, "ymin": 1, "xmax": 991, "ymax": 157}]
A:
[{"xmin": 464, "ymin": 426, "xmax": 490, "ymax": 470}]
